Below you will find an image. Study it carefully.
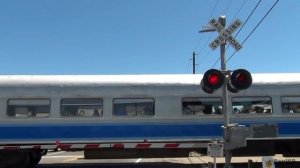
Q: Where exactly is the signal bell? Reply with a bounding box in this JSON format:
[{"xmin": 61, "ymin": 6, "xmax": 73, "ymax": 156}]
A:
[
  {"xmin": 201, "ymin": 69, "xmax": 225, "ymax": 94},
  {"xmin": 227, "ymin": 69, "xmax": 252, "ymax": 93}
]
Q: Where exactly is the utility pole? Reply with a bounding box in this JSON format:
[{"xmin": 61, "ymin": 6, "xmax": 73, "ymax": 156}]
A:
[{"xmin": 192, "ymin": 52, "xmax": 196, "ymax": 74}]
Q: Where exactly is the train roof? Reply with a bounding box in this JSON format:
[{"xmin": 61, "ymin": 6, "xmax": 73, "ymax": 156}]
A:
[{"xmin": 0, "ymin": 73, "xmax": 298, "ymax": 87}]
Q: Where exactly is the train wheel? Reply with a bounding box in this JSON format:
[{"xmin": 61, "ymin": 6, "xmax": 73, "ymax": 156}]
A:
[
  {"xmin": 41, "ymin": 149, "xmax": 48, "ymax": 156},
  {"xmin": 27, "ymin": 150, "xmax": 42, "ymax": 168},
  {"xmin": 14, "ymin": 151, "xmax": 30, "ymax": 168},
  {"xmin": 0, "ymin": 156, "xmax": 6, "ymax": 168}
]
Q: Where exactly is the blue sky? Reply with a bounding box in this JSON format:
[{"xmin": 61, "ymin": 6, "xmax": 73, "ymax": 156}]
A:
[{"xmin": 0, "ymin": 0, "xmax": 298, "ymax": 74}]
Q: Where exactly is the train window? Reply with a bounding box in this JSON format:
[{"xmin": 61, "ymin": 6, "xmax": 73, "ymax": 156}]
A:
[
  {"xmin": 113, "ymin": 98, "xmax": 154, "ymax": 116},
  {"xmin": 60, "ymin": 98, "xmax": 103, "ymax": 117},
  {"xmin": 7, "ymin": 99, "xmax": 50, "ymax": 118},
  {"xmin": 281, "ymin": 97, "xmax": 300, "ymax": 114},
  {"xmin": 182, "ymin": 97, "xmax": 222, "ymax": 115},
  {"xmin": 232, "ymin": 97, "xmax": 272, "ymax": 115}
]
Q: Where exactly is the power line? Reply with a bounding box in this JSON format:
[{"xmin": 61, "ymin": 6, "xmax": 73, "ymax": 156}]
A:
[
  {"xmin": 222, "ymin": 0, "xmax": 233, "ymax": 15},
  {"xmin": 197, "ymin": 49, "xmax": 212, "ymax": 72},
  {"xmin": 193, "ymin": 0, "xmax": 220, "ymax": 52},
  {"xmin": 226, "ymin": 0, "xmax": 280, "ymax": 63},
  {"xmin": 193, "ymin": 35, "xmax": 204, "ymax": 52},
  {"xmin": 192, "ymin": 0, "xmax": 221, "ymax": 73},
  {"xmin": 198, "ymin": 33, "xmax": 214, "ymax": 55},
  {"xmin": 190, "ymin": 0, "xmax": 220, "ymax": 74},
  {"xmin": 230, "ymin": 0, "xmax": 248, "ymax": 25},
  {"xmin": 208, "ymin": 0, "xmax": 221, "ymax": 24},
  {"xmin": 198, "ymin": 0, "xmax": 237, "ymax": 63},
  {"xmin": 231, "ymin": 0, "xmax": 262, "ymax": 43},
  {"xmin": 211, "ymin": 55, "xmax": 221, "ymax": 69},
  {"xmin": 198, "ymin": 0, "xmax": 220, "ymax": 53},
  {"xmin": 211, "ymin": 0, "xmax": 262, "ymax": 69}
]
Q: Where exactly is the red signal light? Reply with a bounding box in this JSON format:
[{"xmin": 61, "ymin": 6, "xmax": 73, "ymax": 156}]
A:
[
  {"xmin": 201, "ymin": 69, "xmax": 224, "ymax": 94},
  {"xmin": 208, "ymin": 73, "xmax": 221, "ymax": 86},
  {"xmin": 237, "ymin": 73, "xmax": 246, "ymax": 83},
  {"xmin": 228, "ymin": 69, "xmax": 252, "ymax": 93}
]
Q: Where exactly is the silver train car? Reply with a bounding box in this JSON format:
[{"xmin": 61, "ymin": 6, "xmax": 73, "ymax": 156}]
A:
[{"xmin": 0, "ymin": 74, "xmax": 300, "ymax": 167}]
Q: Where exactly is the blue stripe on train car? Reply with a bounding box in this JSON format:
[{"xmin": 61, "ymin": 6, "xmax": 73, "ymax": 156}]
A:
[
  {"xmin": 0, "ymin": 123, "xmax": 223, "ymax": 140},
  {"xmin": 242, "ymin": 122, "xmax": 300, "ymax": 136},
  {"xmin": 0, "ymin": 122, "xmax": 299, "ymax": 141},
  {"xmin": 278, "ymin": 122, "xmax": 300, "ymax": 135}
]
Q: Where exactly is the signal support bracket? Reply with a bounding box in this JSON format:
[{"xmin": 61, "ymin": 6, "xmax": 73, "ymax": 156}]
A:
[{"xmin": 221, "ymin": 70, "xmax": 232, "ymax": 78}]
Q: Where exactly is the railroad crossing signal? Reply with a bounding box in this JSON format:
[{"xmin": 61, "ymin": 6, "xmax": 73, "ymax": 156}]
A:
[
  {"xmin": 199, "ymin": 16, "xmax": 248, "ymax": 168},
  {"xmin": 201, "ymin": 69, "xmax": 252, "ymax": 94},
  {"xmin": 201, "ymin": 69, "xmax": 224, "ymax": 94},
  {"xmin": 209, "ymin": 18, "xmax": 243, "ymax": 51}
]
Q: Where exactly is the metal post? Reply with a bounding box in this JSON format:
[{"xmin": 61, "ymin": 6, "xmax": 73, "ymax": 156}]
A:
[
  {"xmin": 213, "ymin": 156, "xmax": 217, "ymax": 168},
  {"xmin": 248, "ymin": 159, "xmax": 254, "ymax": 168},
  {"xmin": 219, "ymin": 15, "xmax": 233, "ymax": 168}
]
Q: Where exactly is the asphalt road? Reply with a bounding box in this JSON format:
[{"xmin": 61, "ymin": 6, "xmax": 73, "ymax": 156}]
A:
[
  {"xmin": 39, "ymin": 151, "xmax": 208, "ymax": 165},
  {"xmin": 36, "ymin": 150, "xmax": 300, "ymax": 168},
  {"xmin": 38, "ymin": 151, "xmax": 205, "ymax": 168}
]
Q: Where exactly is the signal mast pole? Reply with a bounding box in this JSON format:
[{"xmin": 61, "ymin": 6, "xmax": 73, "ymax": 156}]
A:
[
  {"xmin": 219, "ymin": 16, "xmax": 230, "ymax": 127},
  {"xmin": 218, "ymin": 16, "xmax": 232, "ymax": 168},
  {"xmin": 199, "ymin": 15, "xmax": 233, "ymax": 168},
  {"xmin": 200, "ymin": 15, "xmax": 252, "ymax": 168}
]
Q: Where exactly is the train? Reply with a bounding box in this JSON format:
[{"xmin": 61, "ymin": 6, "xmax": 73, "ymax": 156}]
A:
[{"xmin": 0, "ymin": 74, "xmax": 300, "ymax": 167}]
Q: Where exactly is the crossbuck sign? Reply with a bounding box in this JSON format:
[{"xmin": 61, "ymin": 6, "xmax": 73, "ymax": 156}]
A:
[{"xmin": 209, "ymin": 18, "xmax": 243, "ymax": 51}]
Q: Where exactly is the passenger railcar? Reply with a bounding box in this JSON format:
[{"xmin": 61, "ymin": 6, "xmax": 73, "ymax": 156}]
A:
[{"xmin": 0, "ymin": 74, "xmax": 300, "ymax": 167}]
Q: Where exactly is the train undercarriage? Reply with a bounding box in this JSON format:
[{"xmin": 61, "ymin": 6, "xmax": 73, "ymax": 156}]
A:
[
  {"xmin": 1, "ymin": 139, "xmax": 300, "ymax": 168},
  {"xmin": 81, "ymin": 139, "xmax": 300, "ymax": 159},
  {"xmin": 0, "ymin": 149, "xmax": 46, "ymax": 168}
]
